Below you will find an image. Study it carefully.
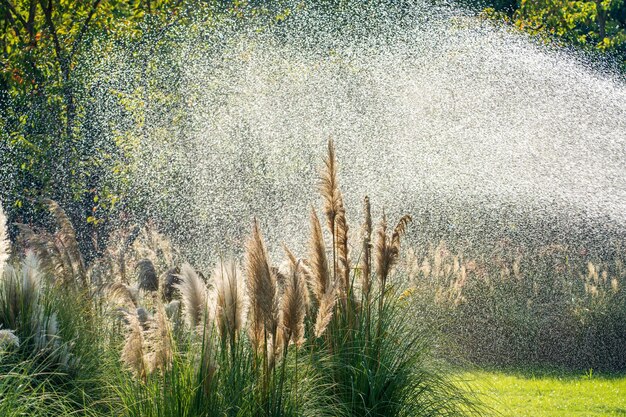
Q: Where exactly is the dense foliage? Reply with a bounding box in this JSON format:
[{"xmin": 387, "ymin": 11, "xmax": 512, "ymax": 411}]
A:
[
  {"xmin": 465, "ymin": 0, "xmax": 626, "ymax": 69},
  {"xmin": 0, "ymin": 0, "xmax": 199, "ymax": 256}
]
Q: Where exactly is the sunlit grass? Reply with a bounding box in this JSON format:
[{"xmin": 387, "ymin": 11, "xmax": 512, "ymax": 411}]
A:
[{"xmin": 461, "ymin": 370, "xmax": 626, "ymax": 417}]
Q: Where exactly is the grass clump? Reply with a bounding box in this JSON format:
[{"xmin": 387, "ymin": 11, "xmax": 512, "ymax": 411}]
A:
[
  {"xmin": 107, "ymin": 140, "xmax": 477, "ymax": 417},
  {"xmin": 0, "ymin": 141, "xmax": 480, "ymax": 416},
  {"xmin": 405, "ymin": 241, "xmax": 626, "ymax": 371},
  {"xmin": 0, "ymin": 202, "xmax": 112, "ymax": 416}
]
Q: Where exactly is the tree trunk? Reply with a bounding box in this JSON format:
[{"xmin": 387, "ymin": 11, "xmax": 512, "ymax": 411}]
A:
[{"xmin": 595, "ymin": 0, "xmax": 607, "ymax": 40}]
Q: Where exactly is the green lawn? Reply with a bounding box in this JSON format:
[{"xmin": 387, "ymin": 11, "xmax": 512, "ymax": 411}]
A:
[{"xmin": 459, "ymin": 370, "xmax": 626, "ymax": 417}]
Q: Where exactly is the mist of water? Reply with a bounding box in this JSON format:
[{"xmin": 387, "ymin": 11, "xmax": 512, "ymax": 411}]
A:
[{"xmin": 94, "ymin": 2, "xmax": 626, "ymax": 263}]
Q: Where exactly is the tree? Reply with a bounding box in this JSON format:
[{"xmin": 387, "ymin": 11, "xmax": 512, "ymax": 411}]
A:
[
  {"xmin": 0, "ymin": 0, "xmax": 187, "ymax": 255},
  {"xmin": 476, "ymin": 0, "xmax": 626, "ymax": 68}
]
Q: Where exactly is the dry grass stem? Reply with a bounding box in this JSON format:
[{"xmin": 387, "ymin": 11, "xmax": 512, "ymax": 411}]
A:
[
  {"xmin": 336, "ymin": 205, "xmax": 351, "ymax": 299},
  {"xmin": 375, "ymin": 211, "xmax": 389, "ymax": 286},
  {"xmin": 308, "ymin": 209, "xmax": 331, "ymax": 303},
  {"xmin": 361, "ymin": 196, "xmax": 372, "ymax": 298}
]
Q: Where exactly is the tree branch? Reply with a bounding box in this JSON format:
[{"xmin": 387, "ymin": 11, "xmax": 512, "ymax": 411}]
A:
[
  {"xmin": 70, "ymin": 0, "xmax": 101, "ymax": 60},
  {"xmin": 38, "ymin": 0, "xmax": 69, "ymax": 81},
  {"xmin": 1, "ymin": 0, "xmax": 28, "ymax": 29},
  {"xmin": 26, "ymin": 0, "xmax": 37, "ymax": 42},
  {"xmin": 38, "ymin": 0, "xmax": 74, "ymax": 141}
]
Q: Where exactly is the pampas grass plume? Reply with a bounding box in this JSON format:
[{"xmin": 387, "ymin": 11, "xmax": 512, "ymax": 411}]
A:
[
  {"xmin": 121, "ymin": 311, "xmax": 146, "ymax": 379},
  {"xmin": 314, "ymin": 286, "xmax": 335, "ymax": 338},
  {"xmin": 144, "ymin": 303, "xmax": 172, "ymax": 374},
  {"xmin": 245, "ymin": 220, "xmax": 278, "ymax": 343},
  {"xmin": 213, "ymin": 259, "xmax": 247, "ymax": 343},
  {"xmin": 280, "ymin": 262, "xmax": 307, "ymax": 347},
  {"xmin": 308, "ymin": 209, "xmax": 330, "ymax": 303},
  {"xmin": 175, "ymin": 263, "xmax": 210, "ymax": 330}
]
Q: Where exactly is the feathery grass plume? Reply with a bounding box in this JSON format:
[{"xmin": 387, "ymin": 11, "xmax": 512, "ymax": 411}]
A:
[
  {"xmin": 107, "ymin": 282, "xmax": 137, "ymax": 309},
  {"xmin": 388, "ymin": 214, "xmax": 412, "ymax": 284},
  {"xmin": 213, "ymin": 259, "xmax": 247, "ymax": 344},
  {"xmin": 34, "ymin": 311, "xmax": 60, "ymax": 350},
  {"xmin": 280, "ymin": 262, "xmax": 307, "ymax": 349},
  {"xmin": 248, "ymin": 315, "xmax": 264, "ymax": 354},
  {"xmin": 282, "ymin": 244, "xmax": 298, "ymax": 267},
  {"xmin": 320, "ymin": 138, "xmax": 346, "ymax": 291},
  {"xmin": 375, "ymin": 212, "xmax": 412, "ymax": 341},
  {"xmin": 314, "ymin": 286, "xmax": 336, "ymax": 338},
  {"xmin": 299, "ymin": 261, "xmax": 315, "ymax": 312},
  {"xmin": 87, "ymin": 256, "xmax": 114, "ymax": 288},
  {"xmin": 119, "ymin": 224, "xmax": 141, "ymax": 283},
  {"xmin": 283, "ymin": 245, "xmax": 312, "ymax": 312},
  {"xmin": 90, "ymin": 223, "xmax": 147, "ymax": 286},
  {"xmin": 391, "ymin": 215, "xmax": 412, "ymax": 255},
  {"xmin": 121, "ymin": 311, "xmax": 146, "ymax": 380},
  {"xmin": 283, "ymin": 249, "xmax": 318, "ymax": 315},
  {"xmin": 0, "ymin": 265, "xmax": 20, "ymax": 331},
  {"xmin": 374, "ymin": 210, "xmax": 392, "ymax": 345},
  {"xmin": 16, "ymin": 224, "xmax": 66, "ymax": 282},
  {"xmin": 0, "ymin": 202, "xmax": 9, "ymax": 276},
  {"xmin": 15, "ymin": 199, "xmax": 87, "ymax": 288},
  {"xmin": 137, "ymin": 259, "xmax": 158, "ymax": 292},
  {"xmin": 136, "ymin": 307, "xmax": 150, "ymax": 330},
  {"xmin": 273, "ymin": 264, "xmax": 288, "ymax": 293},
  {"xmin": 134, "ymin": 226, "xmax": 178, "ymax": 273},
  {"xmin": 361, "ymin": 196, "xmax": 372, "ymax": 298},
  {"xmin": 43, "ymin": 199, "xmax": 87, "ymax": 285},
  {"xmin": 165, "ymin": 299, "xmax": 181, "ymax": 319},
  {"xmin": 21, "ymin": 251, "xmax": 42, "ymax": 304},
  {"xmin": 245, "ymin": 220, "xmax": 279, "ymax": 351},
  {"xmin": 93, "ymin": 228, "xmax": 126, "ymax": 285},
  {"xmin": 308, "ymin": 209, "xmax": 331, "ymax": 303},
  {"xmin": 175, "ymin": 263, "xmax": 209, "ymax": 330},
  {"xmin": 320, "ymin": 139, "xmax": 343, "ymax": 235},
  {"xmin": 144, "ymin": 303, "xmax": 172, "ymax": 375},
  {"xmin": 21, "ymin": 252, "xmax": 43, "ymax": 336},
  {"xmin": 376, "ymin": 212, "xmax": 412, "ymax": 288}
]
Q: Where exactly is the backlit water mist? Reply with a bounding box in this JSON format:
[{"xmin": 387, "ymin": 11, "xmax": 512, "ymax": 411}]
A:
[{"xmin": 96, "ymin": 2, "xmax": 626, "ymax": 263}]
